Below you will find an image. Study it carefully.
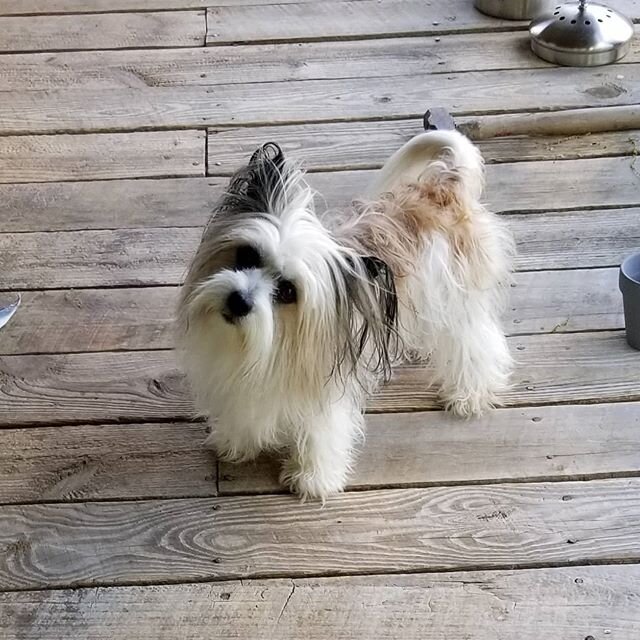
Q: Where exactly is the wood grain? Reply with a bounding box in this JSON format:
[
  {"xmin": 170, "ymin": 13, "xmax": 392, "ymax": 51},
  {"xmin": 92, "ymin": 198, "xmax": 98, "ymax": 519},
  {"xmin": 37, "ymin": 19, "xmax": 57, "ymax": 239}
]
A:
[
  {"xmin": 2, "ymin": 402, "xmax": 638, "ymax": 504},
  {"xmin": 508, "ymin": 208, "xmax": 640, "ymax": 270},
  {"xmin": 0, "ymin": 267, "xmax": 623, "ymax": 355},
  {"xmin": 4, "ymin": 0, "xmax": 634, "ymax": 16},
  {"xmin": 0, "ymin": 64, "xmax": 638, "ymax": 134},
  {"xmin": 373, "ymin": 331, "xmax": 640, "ymax": 414},
  {"xmin": 506, "ymin": 268, "xmax": 622, "ymax": 335},
  {"xmin": 0, "ymin": 349, "xmax": 190, "ymax": 426},
  {"xmin": 0, "ymin": 422, "xmax": 213, "ymax": 504},
  {"xmin": 0, "ymin": 11, "xmax": 205, "ymax": 52},
  {"xmin": 1, "ymin": 0, "xmax": 639, "ymax": 630},
  {"xmin": 1, "ymin": 155, "xmax": 639, "ymax": 233},
  {"xmin": 0, "ymin": 0, "xmax": 307, "ymax": 14},
  {"xmin": 206, "ymin": 0, "xmax": 640, "ymax": 44},
  {"xmin": 483, "ymin": 155, "xmax": 640, "ymax": 213},
  {"xmin": 0, "ymin": 178, "xmax": 222, "ymax": 233},
  {"xmin": 0, "ymin": 228, "xmax": 202, "ymax": 290},
  {"xmin": 0, "ymin": 131, "xmax": 204, "ymax": 183},
  {"xmin": 3, "ymin": 33, "xmax": 639, "ymax": 93},
  {"xmin": 2, "ymin": 565, "xmax": 639, "ymax": 639},
  {"xmin": 1, "ymin": 479, "xmax": 639, "ymax": 589},
  {"xmin": 1, "ymin": 332, "xmax": 639, "ymax": 426},
  {"xmin": 220, "ymin": 402, "xmax": 640, "ymax": 494},
  {"xmin": 1, "ymin": 209, "xmax": 637, "ymax": 291},
  {"xmin": 306, "ymin": 157, "xmax": 640, "ymax": 213},
  {"xmin": 209, "ymin": 121, "xmax": 640, "ymax": 172},
  {"xmin": 0, "ymin": 287, "xmax": 179, "ymax": 355}
]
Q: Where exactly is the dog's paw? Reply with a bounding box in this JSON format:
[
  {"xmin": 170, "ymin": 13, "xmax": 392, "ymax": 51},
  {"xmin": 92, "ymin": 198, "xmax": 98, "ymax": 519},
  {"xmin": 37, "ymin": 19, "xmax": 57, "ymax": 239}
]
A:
[
  {"xmin": 443, "ymin": 392, "xmax": 497, "ymax": 418},
  {"xmin": 204, "ymin": 431, "xmax": 261, "ymax": 463},
  {"xmin": 280, "ymin": 459, "xmax": 346, "ymax": 502}
]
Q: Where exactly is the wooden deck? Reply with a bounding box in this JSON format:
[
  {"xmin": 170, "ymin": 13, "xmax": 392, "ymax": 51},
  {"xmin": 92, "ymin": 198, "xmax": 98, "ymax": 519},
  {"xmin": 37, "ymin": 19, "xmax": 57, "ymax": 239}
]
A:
[{"xmin": 1, "ymin": 1, "xmax": 640, "ymax": 637}]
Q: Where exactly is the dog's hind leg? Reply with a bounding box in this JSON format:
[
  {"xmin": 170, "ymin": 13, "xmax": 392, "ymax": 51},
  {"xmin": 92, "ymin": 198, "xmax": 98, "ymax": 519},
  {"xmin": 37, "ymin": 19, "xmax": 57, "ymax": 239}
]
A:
[{"xmin": 430, "ymin": 296, "xmax": 512, "ymax": 417}]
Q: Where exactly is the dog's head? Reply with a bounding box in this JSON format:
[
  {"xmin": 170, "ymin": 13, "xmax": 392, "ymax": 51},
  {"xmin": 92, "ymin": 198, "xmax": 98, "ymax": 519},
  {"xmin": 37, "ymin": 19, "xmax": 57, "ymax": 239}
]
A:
[{"xmin": 178, "ymin": 144, "xmax": 397, "ymax": 400}]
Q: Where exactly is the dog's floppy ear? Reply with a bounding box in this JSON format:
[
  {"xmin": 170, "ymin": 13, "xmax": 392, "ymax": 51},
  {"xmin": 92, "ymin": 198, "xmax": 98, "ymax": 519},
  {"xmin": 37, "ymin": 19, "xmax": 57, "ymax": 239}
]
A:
[{"xmin": 220, "ymin": 142, "xmax": 287, "ymax": 215}]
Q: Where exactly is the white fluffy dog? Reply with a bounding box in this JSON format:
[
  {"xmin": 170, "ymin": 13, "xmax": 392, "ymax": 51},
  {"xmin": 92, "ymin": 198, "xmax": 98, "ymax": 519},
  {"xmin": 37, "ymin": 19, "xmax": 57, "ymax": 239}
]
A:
[{"xmin": 177, "ymin": 131, "xmax": 513, "ymax": 500}]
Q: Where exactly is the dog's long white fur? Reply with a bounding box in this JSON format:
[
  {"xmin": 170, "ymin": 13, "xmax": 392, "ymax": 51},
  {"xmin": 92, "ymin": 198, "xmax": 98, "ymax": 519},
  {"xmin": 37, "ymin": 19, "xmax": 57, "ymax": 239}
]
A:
[{"xmin": 178, "ymin": 131, "xmax": 514, "ymax": 500}]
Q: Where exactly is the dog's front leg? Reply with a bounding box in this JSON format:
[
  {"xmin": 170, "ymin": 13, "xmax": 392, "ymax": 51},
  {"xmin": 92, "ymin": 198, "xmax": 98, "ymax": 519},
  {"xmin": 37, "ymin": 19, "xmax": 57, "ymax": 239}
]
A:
[
  {"xmin": 280, "ymin": 399, "xmax": 364, "ymax": 501},
  {"xmin": 203, "ymin": 409, "xmax": 277, "ymax": 463}
]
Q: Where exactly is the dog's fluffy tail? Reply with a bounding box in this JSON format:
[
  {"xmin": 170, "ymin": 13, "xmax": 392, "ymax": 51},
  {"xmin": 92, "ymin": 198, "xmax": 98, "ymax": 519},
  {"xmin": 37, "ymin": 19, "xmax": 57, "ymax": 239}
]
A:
[{"xmin": 366, "ymin": 130, "xmax": 484, "ymax": 202}]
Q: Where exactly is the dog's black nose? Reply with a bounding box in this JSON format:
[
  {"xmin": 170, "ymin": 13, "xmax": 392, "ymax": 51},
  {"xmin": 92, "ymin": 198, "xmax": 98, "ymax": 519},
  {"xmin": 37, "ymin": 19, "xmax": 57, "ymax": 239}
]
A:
[{"xmin": 225, "ymin": 290, "xmax": 253, "ymax": 319}]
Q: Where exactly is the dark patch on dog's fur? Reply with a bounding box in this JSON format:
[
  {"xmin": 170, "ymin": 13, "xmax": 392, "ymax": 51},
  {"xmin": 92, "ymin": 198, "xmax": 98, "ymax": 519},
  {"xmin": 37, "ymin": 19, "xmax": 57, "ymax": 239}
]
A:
[
  {"xmin": 219, "ymin": 142, "xmax": 287, "ymax": 216},
  {"xmin": 332, "ymin": 255, "xmax": 399, "ymax": 388}
]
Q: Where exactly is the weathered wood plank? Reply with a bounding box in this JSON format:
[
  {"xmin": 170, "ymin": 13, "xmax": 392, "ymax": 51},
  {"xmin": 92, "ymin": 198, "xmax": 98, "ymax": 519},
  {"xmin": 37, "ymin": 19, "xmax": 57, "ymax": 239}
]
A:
[
  {"xmin": 374, "ymin": 331, "xmax": 640, "ymax": 414},
  {"xmin": 3, "ymin": 33, "xmax": 639, "ymax": 93},
  {"xmin": 221, "ymin": 403, "xmax": 640, "ymax": 494},
  {"xmin": 0, "ymin": 348, "xmax": 190, "ymax": 426},
  {"xmin": 508, "ymin": 208, "xmax": 640, "ymax": 270},
  {"xmin": 0, "ymin": 422, "xmax": 213, "ymax": 504},
  {"xmin": 2, "ymin": 208, "xmax": 638, "ymax": 290},
  {"xmin": 0, "ymin": 131, "xmax": 204, "ymax": 183},
  {"xmin": 0, "ymin": 64, "xmax": 638, "ymax": 134},
  {"xmin": 0, "ymin": 267, "xmax": 623, "ymax": 355},
  {"xmin": 0, "ymin": 287, "xmax": 178, "ymax": 355},
  {"xmin": 0, "ymin": 11, "xmax": 205, "ymax": 52},
  {"xmin": 483, "ymin": 155, "xmax": 640, "ymax": 213},
  {"xmin": 507, "ymin": 268, "xmax": 622, "ymax": 335},
  {"xmin": 210, "ymin": 122, "xmax": 640, "ymax": 171},
  {"xmin": 3, "ymin": 565, "xmax": 638, "ymax": 640},
  {"xmin": 2, "ymin": 402, "xmax": 638, "ymax": 505},
  {"xmin": 308, "ymin": 156, "xmax": 640, "ymax": 215},
  {"xmin": 1, "ymin": 154, "xmax": 639, "ymax": 232},
  {"xmin": 0, "ymin": 479, "xmax": 639, "ymax": 589},
  {"xmin": 1, "ymin": 210, "xmax": 637, "ymax": 291},
  {"xmin": 0, "ymin": 0, "xmax": 306, "ymax": 14},
  {"xmin": 206, "ymin": 0, "xmax": 640, "ymax": 44},
  {"xmin": 0, "ymin": 228, "xmax": 201, "ymax": 290},
  {"xmin": 0, "ymin": 178, "xmax": 222, "ymax": 233},
  {"xmin": 1, "ymin": 332, "xmax": 638, "ymax": 426}
]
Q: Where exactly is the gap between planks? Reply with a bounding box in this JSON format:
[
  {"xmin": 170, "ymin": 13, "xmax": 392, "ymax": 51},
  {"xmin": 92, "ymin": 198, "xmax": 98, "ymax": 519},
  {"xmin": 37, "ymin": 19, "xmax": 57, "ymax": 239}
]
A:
[{"xmin": 0, "ymin": 1, "xmax": 213, "ymax": 16}]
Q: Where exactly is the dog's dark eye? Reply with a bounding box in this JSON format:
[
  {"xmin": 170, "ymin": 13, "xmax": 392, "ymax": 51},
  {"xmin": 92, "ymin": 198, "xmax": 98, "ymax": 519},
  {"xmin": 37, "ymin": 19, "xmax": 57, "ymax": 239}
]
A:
[
  {"xmin": 235, "ymin": 245, "xmax": 261, "ymax": 270},
  {"xmin": 275, "ymin": 279, "xmax": 297, "ymax": 304}
]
